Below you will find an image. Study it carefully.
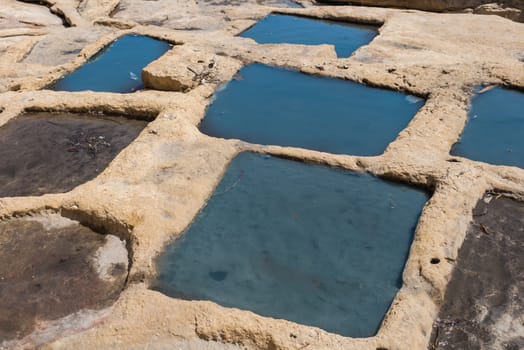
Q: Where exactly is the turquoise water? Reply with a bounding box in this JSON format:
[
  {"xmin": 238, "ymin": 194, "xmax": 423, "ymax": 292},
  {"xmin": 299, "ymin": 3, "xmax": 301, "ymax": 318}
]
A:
[
  {"xmin": 240, "ymin": 14, "xmax": 377, "ymax": 57},
  {"xmin": 50, "ymin": 35, "xmax": 171, "ymax": 93},
  {"xmin": 154, "ymin": 153, "xmax": 429, "ymax": 337},
  {"xmin": 200, "ymin": 64, "xmax": 424, "ymax": 156},
  {"xmin": 451, "ymin": 86, "xmax": 524, "ymax": 168}
]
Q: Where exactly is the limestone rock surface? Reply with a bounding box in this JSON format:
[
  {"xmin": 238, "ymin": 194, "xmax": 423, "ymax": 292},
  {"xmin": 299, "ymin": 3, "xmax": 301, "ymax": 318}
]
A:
[
  {"xmin": 316, "ymin": 0, "xmax": 524, "ymax": 21},
  {"xmin": 0, "ymin": 0, "xmax": 63, "ymax": 30},
  {"xmin": 142, "ymin": 46, "xmax": 243, "ymax": 92}
]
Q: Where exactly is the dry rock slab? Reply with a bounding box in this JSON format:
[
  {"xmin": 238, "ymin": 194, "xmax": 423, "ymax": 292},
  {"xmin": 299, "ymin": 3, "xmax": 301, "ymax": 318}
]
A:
[
  {"xmin": 316, "ymin": 0, "xmax": 524, "ymax": 21},
  {"xmin": 142, "ymin": 45, "xmax": 243, "ymax": 92}
]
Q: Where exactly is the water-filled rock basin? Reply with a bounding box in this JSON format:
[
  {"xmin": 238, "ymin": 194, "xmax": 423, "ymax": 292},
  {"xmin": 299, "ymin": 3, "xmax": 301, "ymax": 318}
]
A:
[
  {"xmin": 154, "ymin": 152, "xmax": 429, "ymax": 337},
  {"xmin": 240, "ymin": 14, "xmax": 377, "ymax": 57},
  {"xmin": 199, "ymin": 64, "xmax": 424, "ymax": 156},
  {"xmin": 50, "ymin": 35, "xmax": 171, "ymax": 93},
  {"xmin": 451, "ymin": 86, "xmax": 524, "ymax": 168}
]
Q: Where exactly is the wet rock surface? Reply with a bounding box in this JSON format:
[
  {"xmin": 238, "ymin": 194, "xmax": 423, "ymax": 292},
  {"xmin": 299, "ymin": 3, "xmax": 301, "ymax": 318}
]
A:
[
  {"xmin": 0, "ymin": 213, "xmax": 128, "ymax": 342},
  {"xmin": 0, "ymin": 112, "xmax": 147, "ymax": 197},
  {"xmin": 429, "ymin": 194, "xmax": 524, "ymax": 350}
]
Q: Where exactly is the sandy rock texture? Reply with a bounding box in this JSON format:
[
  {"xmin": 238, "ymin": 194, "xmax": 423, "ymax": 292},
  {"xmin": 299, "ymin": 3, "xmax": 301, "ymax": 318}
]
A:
[
  {"xmin": 0, "ymin": 213, "xmax": 128, "ymax": 347},
  {"xmin": 142, "ymin": 46, "xmax": 243, "ymax": 91},
  {"xmin": 0, "ymin": 0, "xmax": 64, "ymax": 29},
  {"xmin": 0, "ymin": 0, "xmax": 523, "ymax": 349},
  {"xmin": 316, "ymin": 0, "xmax": 524, "ymax": 22}
]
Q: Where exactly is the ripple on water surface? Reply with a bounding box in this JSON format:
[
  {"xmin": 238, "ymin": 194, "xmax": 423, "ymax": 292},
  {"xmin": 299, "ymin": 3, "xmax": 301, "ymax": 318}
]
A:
[{"xmin": 154, "ymin": 152, "xmax": 429, "ymax": 337}]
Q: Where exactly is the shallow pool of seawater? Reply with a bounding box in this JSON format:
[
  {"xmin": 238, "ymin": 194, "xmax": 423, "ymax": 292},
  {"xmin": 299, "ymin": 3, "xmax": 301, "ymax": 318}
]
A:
[
  {"xmin": 451, "ymin": 86, "xmax": 524, "ymax": 168},
  {"xmin": 154, "ymin": 152, "xmax": 429, "ymax": 337},
  {"xmin": 240, "ymin": 14, "xmax": 376, "ymax": 57},
  {"xmin": 50, "ymin": 34, "xmax": 171, "ymax": 93},
  {"xmin": 200, "ymin": 64, "xmax": 424, "ymax": 156}
]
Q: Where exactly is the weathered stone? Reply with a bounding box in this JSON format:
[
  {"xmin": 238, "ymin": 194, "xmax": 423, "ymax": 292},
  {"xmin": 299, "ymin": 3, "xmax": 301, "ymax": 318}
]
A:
[
  {"xmin": 0, "ymin": 0, "xmax": 63, "ymax": 30},
  {"xmin": 316, "ymin": 0, "xmax": 524, "ymax": 21},
  {"xmin": 77, "ymin": 0, "xmax": 120, "ymax": 21},
  {"xmin": 142, "ymin": 45, "xmax": 243, "ymax": 92},
  {"xmin": 18, "ymin": 0, "xmax": 90, "ymax": 27},
  {"xmin": 22, "ymin": 26, "xmax": 113, "ymax": 66},
  {"xmin": 474, "ymin": 2, "xmax": 522, "ymax": 20}
]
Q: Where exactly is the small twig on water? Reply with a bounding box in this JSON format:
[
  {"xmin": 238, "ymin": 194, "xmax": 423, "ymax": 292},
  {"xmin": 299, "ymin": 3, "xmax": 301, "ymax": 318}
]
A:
[{"xmin": 214, "ymin": 170, "xmax": 244, "ymax": 196}]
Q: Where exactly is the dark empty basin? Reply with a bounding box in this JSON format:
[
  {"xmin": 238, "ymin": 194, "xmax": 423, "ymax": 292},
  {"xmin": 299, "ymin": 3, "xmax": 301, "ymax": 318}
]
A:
[
  {"xmin": 240, "ymin": 14, "xmax": 377, "ymax": 57},
  {"xmin": 199, "ymin": 64, "xmax": 424, "ymax": 156},
  {"xmin": 154, "ymin": 152, "xmax": 429, "ymax": 337},
  {"xmin": 429, "ymin": 194, "xmax": 524, "ymax": 350},
  {"xmin": 0, "ymin": 112, "xmax": 147, "ymax": 197},
  {"xmin": 49, "ymin": 34, "xmax": 172, "ymax": 93},
  {"xmin": 0, "ymin": 213, "xmax": 128, "ymax": 342},
  {"xmin": 451, "ymin": 86, "xmax": 524, "ymax": 168}
]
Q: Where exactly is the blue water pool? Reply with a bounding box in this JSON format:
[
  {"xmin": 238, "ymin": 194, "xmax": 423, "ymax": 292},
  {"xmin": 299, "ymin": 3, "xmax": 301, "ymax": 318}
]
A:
[
  {"xmin": 49, "ymin": 34, "xmax": 171, "ymax": 93},
  {"xmin": 451, "ymin": 86, "xmax": 524, "ymax": 168},
  {"xmin": 200, "ymin": 64, "xmax": 424, "ymax": 156},
  {"xmin": 154, "ymin": 152, "xmax": 429, "ymax": 337},
  {"xmin": 240, "ymin": 14, "xmax": 377, "ymax": 57}
]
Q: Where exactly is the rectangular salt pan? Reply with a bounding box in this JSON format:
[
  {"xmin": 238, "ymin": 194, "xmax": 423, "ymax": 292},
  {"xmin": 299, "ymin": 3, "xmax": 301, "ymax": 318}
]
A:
[
  {"xmin": 0, "ymin": 112, "xmax": 147, "ymax": 197},
  {"xmin": 49, "ymin": 34, "xmax": 171, "ymax": 93},
  {"xmin": 154, "ymin": 152, "xmax": 429, "ymax": 337},
  {"xmin": 199, "ymin": 64, "xmax": 424, "ymax": 156},
  {"xmin": 240, "ymin": 14, "xmax": 377, "ymax": 57},
  {"xmin": 451, "ymin": 86, "xmax": 524, "ymax": 169},
  {"xmin": 429, "ymin": 195, "xmax": 524, "ymax": 349}
]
